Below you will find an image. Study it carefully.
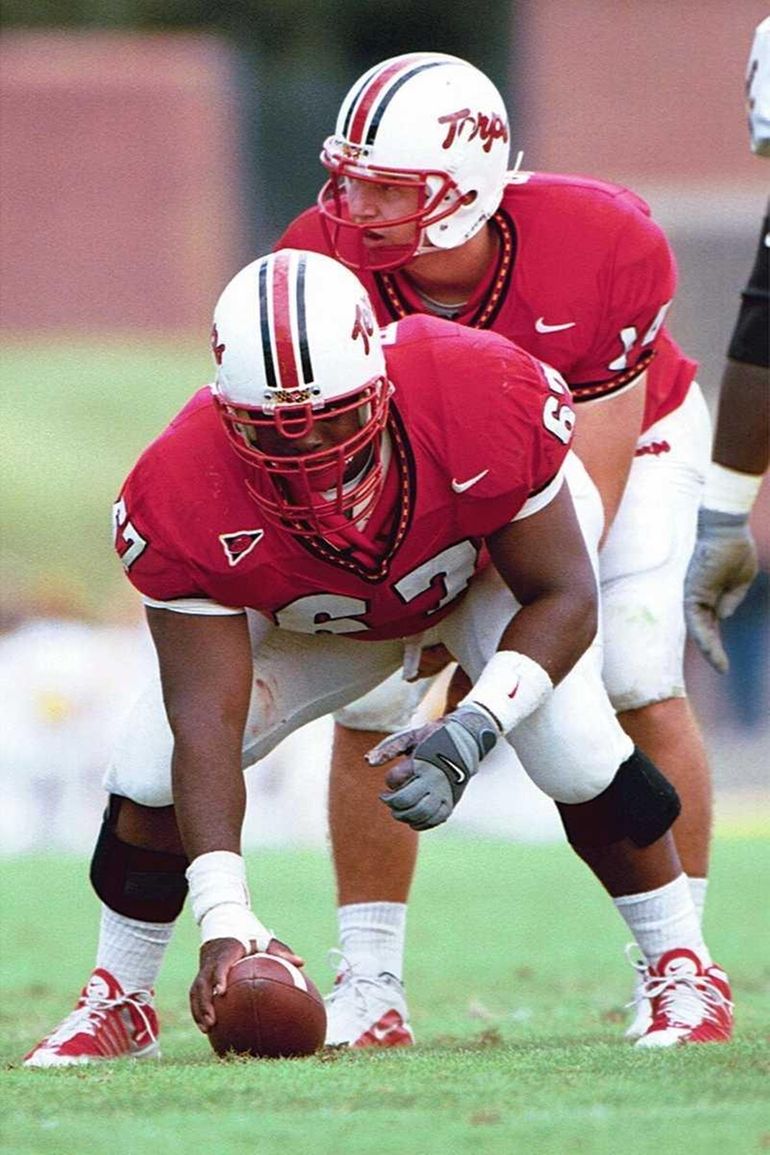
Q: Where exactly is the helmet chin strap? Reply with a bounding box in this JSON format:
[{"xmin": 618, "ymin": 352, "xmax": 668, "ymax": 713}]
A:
[
  {"xmin": 417, "ymin": 150, "xmax": 524, "ymax": 257},
  {"xmin": 508, "ymin": 149, "xmax": 526, "ymax": 181},
  {"xmin": 413, "ymin": 232, "xmax": 440, "ymax": 258}
]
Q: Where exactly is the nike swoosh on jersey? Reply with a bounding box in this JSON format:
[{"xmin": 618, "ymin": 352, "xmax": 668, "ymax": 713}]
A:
[
  {"xmin": 535, "ymin": 317, "xmax": 577, "ymax": 333},
  {"xmin": 451, "ymin": 469, "xmax": 489, "ymax": 493}
]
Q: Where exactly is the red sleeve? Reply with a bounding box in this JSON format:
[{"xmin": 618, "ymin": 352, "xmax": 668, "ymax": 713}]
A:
[
  {"xmin": 113, "ymin": 461, "xmax": 204, "ymax": 603},
  {"xmin": 393, "ymin": 320, "xmax": 573, "ymax": 530},
  {"xmin": 568, "ymin": 198, "xmax": 677, "ymax": 400},
  {"xmin": 508, "ymin": 354, "xmax": 575, "ymax": 498},
  {"xmin": 454, "ymin": 345, "xmax": 574, "ymax": 535}
]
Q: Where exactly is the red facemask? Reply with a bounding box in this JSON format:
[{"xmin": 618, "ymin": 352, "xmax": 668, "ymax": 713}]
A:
[
  {"xmin": 317, "ymin": 156, "xmax": 461, "ymax": 272},
  {"xmin": 215, "ymin": 379, "xmax": 391, "ymax": 537}
]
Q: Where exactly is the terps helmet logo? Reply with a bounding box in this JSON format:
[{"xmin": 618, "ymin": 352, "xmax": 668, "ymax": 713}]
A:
[
  {"xmin": 211, "ymin": 324, "xmax": 226, "ymax": 365},
  {"xmin": 219, "ymin": 529, "xmax": 264, "ymax": 567},
  {"xmin": 351, "ymin": 299, "xmax": 375, "ymax": 355},
  {"xmin": 438, "ymin": 108, "xmax": 509, "ymax": 153}
]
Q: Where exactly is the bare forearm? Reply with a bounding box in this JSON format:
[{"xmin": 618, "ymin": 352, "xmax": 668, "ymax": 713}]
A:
[
  {"xmin": 171, "ymin": 734, "xmax": 246, "ymax": 859},
  {"xmin": 146, "ymin": 608, "xmax": 254, "ymax": 862},
  {"xmin": 712, "ymin": 360, "xmax": 770, "ymax": 476},
  {"xmin": 497, "ymin": 586, "xmax": 597, "ymax": 686},
  {"xmin": 486, "ymin": 485, "xmax": 599, "ymax": 686}
]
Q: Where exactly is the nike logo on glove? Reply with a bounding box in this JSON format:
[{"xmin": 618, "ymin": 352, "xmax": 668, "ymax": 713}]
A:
[
  {"xmin": 451, "ymin": 469, "xmax": 489, "ymax": 493},
  {"xmin": 437, "ymin": 753, "xmax": 467, "ymax": 784},
  {"xmin": 535, "ymin": 317, "xmax": 576, "ymax": 333}
]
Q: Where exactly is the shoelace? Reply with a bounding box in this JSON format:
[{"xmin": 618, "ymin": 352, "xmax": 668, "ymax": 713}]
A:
[
  {"xmin": 623, "ymin": 942, "xmax": 649, "ymax": 1006},
  {"xmin": 640, "ymin": 970, "xmax": 732, "ymax": 1030},
  {"xmin": 624, "ymin": 942, "xmax": 646, "ymax": 977},
  {"xmin": 44, "ymin": 989, "xmax": 156, "ymax": 1048},
  {"xmin": 325, "ymin": 949, "xmax": 358, "ymax": 1005},
  {"xmin": 325, "ymin": 950, "xmax": 396, "ymax": 1015}
]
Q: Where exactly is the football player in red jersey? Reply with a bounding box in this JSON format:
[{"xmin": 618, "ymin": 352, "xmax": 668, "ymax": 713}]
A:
[
  {"xmin": 275, "ymin": 52, "xmax": 718, "ymax": 1044},
  {"xmin": 23, "ymin": 251, "xmax": 731, "ymax": 1065}
]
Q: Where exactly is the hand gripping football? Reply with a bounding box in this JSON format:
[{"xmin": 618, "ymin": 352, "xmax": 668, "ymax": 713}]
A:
[{"xmin": 208, "ymin": 953, "xmax": 326, "ymax": 1059}]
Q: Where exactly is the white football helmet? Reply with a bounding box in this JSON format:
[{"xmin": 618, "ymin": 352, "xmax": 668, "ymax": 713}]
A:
[
  {"xmin": 212, "ymin": 249, "xmax": 390, "ymax": 536},
  {"xmin": 319, "ymin": 52, "xmax": 510, "ymax": 270}
]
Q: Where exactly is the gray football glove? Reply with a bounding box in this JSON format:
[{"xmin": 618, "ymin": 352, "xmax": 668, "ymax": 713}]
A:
[
  {"xmin": 684, "ymin": 507, "xmax": 758, "ymax": 673},
  {"xmin": 366, "ymin": 704, "xmax": 500, "ymax": 831}
]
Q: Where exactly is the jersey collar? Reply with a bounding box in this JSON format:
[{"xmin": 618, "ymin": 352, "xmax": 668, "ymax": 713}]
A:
[{"xmin": 375, "ymin": 209, "xmax": 517, "ymax": 330}]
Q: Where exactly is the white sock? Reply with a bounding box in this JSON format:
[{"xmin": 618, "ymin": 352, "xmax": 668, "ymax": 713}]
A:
[
  {"xmin": 95, "ymin": 905, "xmax": 174, "ymax": 994},
  {"xmin": 613, "ymin": 874, "xmax": 711, "ymax": 968},
  {"xmin": 688, "ymin": 875, "xmax": 708, "ymax": 927},
  {"xmin": 337, "ymin": 902, "xmax": 407, "ymax": 981}
]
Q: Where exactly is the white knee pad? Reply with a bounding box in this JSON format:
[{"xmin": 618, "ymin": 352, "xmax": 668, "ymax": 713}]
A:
[
  {"xmin": 511, "ymin": 647, "xmax": 635, "ymax": 804},
  {"xmin": 599, "ymin": 386, "xmax": 710, "ymax": 712},
  {"xmin": 600, "ymin": 491, "xmax": 689, "ymax": 710},
  {"xmin": 601, "ymin": 589, "xmax": 688, "ymax": 711}
]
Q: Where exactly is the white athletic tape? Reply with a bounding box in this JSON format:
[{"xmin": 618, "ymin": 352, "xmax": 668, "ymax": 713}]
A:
[
  {"xmin": 230, "ymin": 952, "xmax": 308, "ymax": 991},
  {"xmin": 459, "ymin": 650, "xmax": 553, "ymax": 735},
  {"xmin": 187, "ymin": 851, "xmax": 272, "ymax": 950},
  {"xmin": 703, "ymin": 462, "xmax": 763, "ymax": 516}
]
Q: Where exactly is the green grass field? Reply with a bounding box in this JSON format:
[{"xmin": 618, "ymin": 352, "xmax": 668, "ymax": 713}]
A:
[
  {"xmin": 3, "ymin": 836, "xmax": 769, "ymax": 1154},
  {"xmin": 0, "ymin": 337, "xmax": 209, "ymax": 617}
]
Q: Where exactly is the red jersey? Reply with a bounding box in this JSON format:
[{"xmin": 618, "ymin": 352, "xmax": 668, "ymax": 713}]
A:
[
  {"xmin": 277, "ymin": 171, "xmax": 697, "ymax": 433},
  {"xmin": 114, "ymin": 316, "xmax": 573, "ymax": 641}
]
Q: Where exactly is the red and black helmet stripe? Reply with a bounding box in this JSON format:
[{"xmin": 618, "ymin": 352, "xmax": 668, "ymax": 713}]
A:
[
  {"xmin": 342, "ymin": 55, "xmax": 449, "ymax": 147},
  {"xmin": 257, "ymin": 251, "xmax": 314, "ymax": 393}
]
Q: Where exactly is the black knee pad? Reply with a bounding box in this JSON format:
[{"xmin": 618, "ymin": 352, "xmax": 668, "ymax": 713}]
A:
[
  {"xmin": 557, "ymin": 748, "xmax": 681, "ymax": 849},
  {"xmin": 89, "ymin": 797, "xmax": 189, "ymax": 922}
]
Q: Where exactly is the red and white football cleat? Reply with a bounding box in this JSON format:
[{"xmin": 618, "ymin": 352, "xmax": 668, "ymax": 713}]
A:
[
  {"xmin": 23, "ymin": 968, "xmax": 159, "ymax": 1067},
  {"xmin": 324, "ymin": 961, "xmax": 414, "ymax": 1048},
  {"xmin": 634, "ymin": 948, "xmax": 733, "ymax": 1048}
]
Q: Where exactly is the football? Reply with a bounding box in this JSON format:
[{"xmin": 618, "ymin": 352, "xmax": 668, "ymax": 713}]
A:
[{"xmin": 208, "ymin": 953, "xmax": 327, "ymax": 1059}]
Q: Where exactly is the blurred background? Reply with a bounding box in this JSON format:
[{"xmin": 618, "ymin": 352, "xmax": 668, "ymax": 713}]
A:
[{"xmin": 1, "ymin": 0, "xmax": 768, "ymax": 853}]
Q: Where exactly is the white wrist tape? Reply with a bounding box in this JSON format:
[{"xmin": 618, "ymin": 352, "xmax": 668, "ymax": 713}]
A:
[
  {"xmin": 198, "ymin": 903, "xmax": 273, "ymax": 951},
  {"xmin": 186, "ymin": 851, "xmax": 272, "ymax": 951},
  {"xmin": 459, "ymin": 650, "xmax": 553, "ymax": 736},
  {"xmin": 704, "ymin": 463, "xmax": 763, "ymax": 516}
]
